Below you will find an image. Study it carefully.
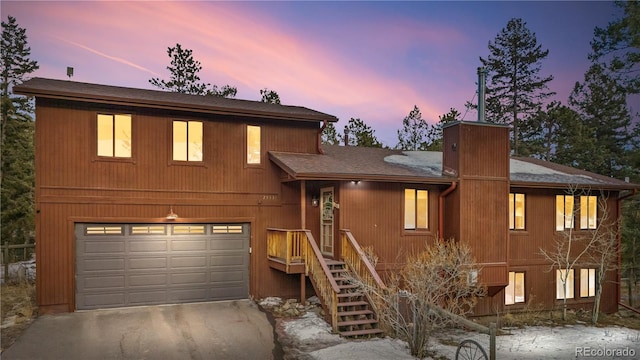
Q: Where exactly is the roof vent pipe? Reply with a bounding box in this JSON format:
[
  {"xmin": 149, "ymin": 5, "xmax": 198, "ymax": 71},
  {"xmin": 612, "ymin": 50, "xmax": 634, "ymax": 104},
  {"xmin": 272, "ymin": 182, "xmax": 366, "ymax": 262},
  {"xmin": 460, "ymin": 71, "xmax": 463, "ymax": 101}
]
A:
[
  {"xmin": 477, "ymin": 67, "xmax": 487, "ymax": 122},
  {"xmin": 344, "ymin": 127, "xmax": 350, "ymax": 146}
]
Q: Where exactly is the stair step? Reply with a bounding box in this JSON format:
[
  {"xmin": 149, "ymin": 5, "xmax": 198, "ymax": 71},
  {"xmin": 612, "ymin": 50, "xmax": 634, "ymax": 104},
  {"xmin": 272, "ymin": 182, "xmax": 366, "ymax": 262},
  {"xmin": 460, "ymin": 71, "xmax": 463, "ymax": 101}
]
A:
[
  {"xmin": 337, "ymin": 301, "xmax": 368, "ymax": 307},
  {"xmin": 338, "ymin": 284, "xmax": 359, "ymax": 290},
  {"xmin": 324, "ymin": 259, "xmax": 345, "ymax": 266},
  {"xmin": 337, "ymin": 292, "xmax": 364, "ymax": 299},
  {"xmin": 330, "ymin": 268, "xmax": 347, "ymax": 274},
  {"xmin": 338, "ymin": 318, "xmax": 379, "ymax": 327},
  {"xmin": 338, "ymin": 309, "xmax": 373, "ymax": 317},
  {"xmin": 339, "ymin": 328, "xmax": 384, "ymax": 338}
]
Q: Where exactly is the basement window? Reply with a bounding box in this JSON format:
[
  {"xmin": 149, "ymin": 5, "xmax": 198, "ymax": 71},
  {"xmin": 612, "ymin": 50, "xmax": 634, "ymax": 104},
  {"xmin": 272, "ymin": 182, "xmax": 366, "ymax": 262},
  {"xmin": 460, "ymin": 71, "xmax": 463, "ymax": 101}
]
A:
[
  {"xmin": 580, "ymin": 268, "xmax": 596, "ymax": 297},
  {"xmin": 404, "ymin": 188, "xmax": 428, "ymax": 230},
  {"xmin": 505, "ymin": 271, "xmax": 525, "ymax": 305}
]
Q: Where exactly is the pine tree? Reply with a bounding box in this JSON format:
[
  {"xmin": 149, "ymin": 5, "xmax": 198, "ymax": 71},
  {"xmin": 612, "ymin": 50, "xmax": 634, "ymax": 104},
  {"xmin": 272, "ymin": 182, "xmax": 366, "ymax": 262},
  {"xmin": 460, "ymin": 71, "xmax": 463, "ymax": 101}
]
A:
[
  {"xmin": 321, "ymin": 122, "xmax": 340, "ymax": 145},
  {"xmin": 569, "ymin": 63, "xmax": 632, "ymax": 178},
  {"xmin": 149, "ymin": 43, "xmax": 237, "ymax": 97},
  {"xmin": 259, "ymin": 88, "xmax": 281, "ymax": 104},
  {"xmin": 480, "ymin": 18, "xmax": 555, "ymax": 156},
  {"xmin": 425, "ymin": 108, "xmax": 460, "ymax": 151},
  {"xmin": 1, "ymin": 15, "xmax": 38, "ymax": 246},
  {"xmin": 343, "ymin": 118, "xmax": 382, "ymax": 148},
  {"xmin": 396, "ymin": 105, "xmax": 429, "ymax": 150}
]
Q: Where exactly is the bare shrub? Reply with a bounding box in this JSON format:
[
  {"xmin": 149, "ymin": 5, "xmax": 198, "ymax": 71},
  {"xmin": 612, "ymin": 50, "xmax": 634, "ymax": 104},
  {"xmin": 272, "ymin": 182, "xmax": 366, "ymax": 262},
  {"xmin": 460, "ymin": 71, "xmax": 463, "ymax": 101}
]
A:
[{"xmin": 356, "ymin": 239, "xmax": 485, "ymax": 358}]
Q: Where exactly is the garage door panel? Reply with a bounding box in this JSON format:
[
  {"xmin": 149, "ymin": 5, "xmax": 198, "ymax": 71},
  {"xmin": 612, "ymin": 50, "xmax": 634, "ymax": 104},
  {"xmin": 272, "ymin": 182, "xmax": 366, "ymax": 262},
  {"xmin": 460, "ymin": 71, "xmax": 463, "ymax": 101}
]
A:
[
  {"xmin": 83, "ymin": 241, "xmax": 126, "ymax": 254},
  {"xmin": 129, "ymin": 257, "xmax": 168, "ymax": 270},
  {"xmin": 81, "ymin": 258, "xmax": 125, "ymax": 271},
  {"xmin": 79, "ymin": 275, "xmax": 125, "ymax": 290},
  {"xmin": 76, "ymin": 223, "xmax": 249, "ymax": 310},
  {"xmin": 209, "ymin": 239, "xmax": 245, "ymax": 250},
  {"xmin": 171, "ymin": 240, "xmax": 206, "ymax": 251},
  {"xmin": 129, "ymin": 240, "xmax": 168, "ymax": 252},
  {"xmin": 129, "ymin": 273, "xmax": 168, "ymax": 287},
  {"xmin": 210, "ymin": 254, "xmax": 245, "ymax": 266}
]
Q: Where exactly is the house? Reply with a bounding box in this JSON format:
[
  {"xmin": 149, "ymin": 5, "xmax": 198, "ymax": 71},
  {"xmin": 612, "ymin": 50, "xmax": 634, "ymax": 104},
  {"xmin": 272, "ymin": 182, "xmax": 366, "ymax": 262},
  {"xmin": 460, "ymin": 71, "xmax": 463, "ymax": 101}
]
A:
[{"xmin": 15, "ymin": 78, "xmax": 639, "ymax": 334}]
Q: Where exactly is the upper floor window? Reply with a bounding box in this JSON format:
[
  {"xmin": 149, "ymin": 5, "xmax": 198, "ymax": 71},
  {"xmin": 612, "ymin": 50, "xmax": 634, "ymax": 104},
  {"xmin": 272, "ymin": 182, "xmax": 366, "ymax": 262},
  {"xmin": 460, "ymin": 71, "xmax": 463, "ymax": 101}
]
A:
[
  {"xmin": 247, "ymin": 125, "xmax": 261, "ymax": 165},
  {"xmin": 555, "ymin": 195, "xmax": 574, "ymax": 231},
  {"xmin": 404, "ymin": 189, "xmax": 428, "ymax": 230},
  {"xmin": 505, "ymin": 271, "xmax": 525, "ymax": 305},
  {"xmin": 556, "ymin": 269, "xmax": 574, "ymax": 300},
  {"xmin": 509, "ymin": 193, "xmax": 525, "ymax": 230},
  {"xmin": 580, "ymin": 196, "xmax": 597, "ymax": 229},
  {"xmin": 580, "ymin": 268, "xmax": 596, "ymax": 297},
  {"xmin": 97, "ymin": 114, "xmax": 131, "ymax": 158},
  {"xmin": 173, "ymin": 120, "xmax": 203, "ymax": 162}
]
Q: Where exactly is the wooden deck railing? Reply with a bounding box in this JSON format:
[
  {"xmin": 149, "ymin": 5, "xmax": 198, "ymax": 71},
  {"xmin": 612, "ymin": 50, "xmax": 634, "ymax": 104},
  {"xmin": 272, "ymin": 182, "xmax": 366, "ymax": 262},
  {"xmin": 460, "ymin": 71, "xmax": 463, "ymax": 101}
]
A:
[
  {"xmin": 340, "ymin": 229, "xmax": 386, "ymax": 291},
  {"xmin": 267, "ymin": 228, "xmax": 340, "ymax": 331}
]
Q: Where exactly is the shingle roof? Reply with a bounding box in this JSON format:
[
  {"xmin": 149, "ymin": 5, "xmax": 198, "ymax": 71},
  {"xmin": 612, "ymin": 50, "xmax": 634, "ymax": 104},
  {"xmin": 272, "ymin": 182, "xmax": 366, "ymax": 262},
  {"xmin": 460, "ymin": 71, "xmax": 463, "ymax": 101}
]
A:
[
  {"xmin": 13, "ymin": 78, "xmax": 338, "ymax": 123},
  {"xmin": 270, "ymin": 145, "xmax": 639, "ymax": 190}
]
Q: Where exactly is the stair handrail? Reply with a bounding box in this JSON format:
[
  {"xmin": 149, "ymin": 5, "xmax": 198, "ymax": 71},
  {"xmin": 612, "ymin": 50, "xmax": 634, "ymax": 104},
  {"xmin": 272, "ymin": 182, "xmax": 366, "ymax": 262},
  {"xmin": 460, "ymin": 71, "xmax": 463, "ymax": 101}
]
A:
[
  {"xmin": 341, "ymin": 229, "xmax": 386, "ymax": 290},
  {"xmin": 301, "ymin": 230, "xmax": 340, "ymax": 330}
]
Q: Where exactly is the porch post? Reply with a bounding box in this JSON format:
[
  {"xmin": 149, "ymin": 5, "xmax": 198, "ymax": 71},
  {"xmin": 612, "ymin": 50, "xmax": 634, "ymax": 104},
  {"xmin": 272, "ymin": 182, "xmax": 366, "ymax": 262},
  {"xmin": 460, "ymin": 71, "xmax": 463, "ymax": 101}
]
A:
[{"xmin": 300, "ymin": 273, "xmax": 306, "ymax": 303}]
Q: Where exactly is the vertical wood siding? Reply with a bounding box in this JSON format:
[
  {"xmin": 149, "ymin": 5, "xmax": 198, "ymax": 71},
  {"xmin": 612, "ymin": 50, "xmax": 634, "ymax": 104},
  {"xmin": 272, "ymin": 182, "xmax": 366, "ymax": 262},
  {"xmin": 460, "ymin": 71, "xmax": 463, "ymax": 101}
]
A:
[{"xmin": 35, "ymin": 99, "xmax": 318, "ymax": 312}]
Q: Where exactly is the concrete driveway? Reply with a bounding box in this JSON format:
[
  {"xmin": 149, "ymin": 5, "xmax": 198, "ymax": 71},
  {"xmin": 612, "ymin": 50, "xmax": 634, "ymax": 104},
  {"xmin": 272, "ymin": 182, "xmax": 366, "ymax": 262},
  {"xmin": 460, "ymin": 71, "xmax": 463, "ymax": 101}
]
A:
[{"xmin": 2, "ymin": 300, "xmax": 276, "ymax": 360}]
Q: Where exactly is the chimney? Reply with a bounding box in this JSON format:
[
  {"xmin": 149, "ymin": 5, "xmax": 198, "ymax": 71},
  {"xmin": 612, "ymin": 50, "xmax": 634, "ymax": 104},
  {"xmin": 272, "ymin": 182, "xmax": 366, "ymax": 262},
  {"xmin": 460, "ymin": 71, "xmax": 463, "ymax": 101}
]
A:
[
  {"xmin": 477, "ymin": 67, "xmax": 487, "ymax": 122},
  {"xmin": 344, "ymin": 127, "xmax": 350, "ymax": 146}
]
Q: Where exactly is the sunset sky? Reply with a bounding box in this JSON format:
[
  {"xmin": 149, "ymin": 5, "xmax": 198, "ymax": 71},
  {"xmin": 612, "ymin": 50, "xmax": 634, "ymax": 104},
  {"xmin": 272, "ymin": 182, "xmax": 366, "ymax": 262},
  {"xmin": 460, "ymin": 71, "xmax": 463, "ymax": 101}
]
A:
[{"xmin": 2, "ymin": 1, "xmax": 626, "ymax": 146}]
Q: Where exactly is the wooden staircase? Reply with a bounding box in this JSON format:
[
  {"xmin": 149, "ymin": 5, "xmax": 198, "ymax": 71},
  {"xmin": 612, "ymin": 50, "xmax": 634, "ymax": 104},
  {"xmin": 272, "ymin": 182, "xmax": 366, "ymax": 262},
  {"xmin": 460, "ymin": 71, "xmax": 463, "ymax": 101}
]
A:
[{"xmin": 326, "ymin": 259, "xmax": 383, "ymax": 338}]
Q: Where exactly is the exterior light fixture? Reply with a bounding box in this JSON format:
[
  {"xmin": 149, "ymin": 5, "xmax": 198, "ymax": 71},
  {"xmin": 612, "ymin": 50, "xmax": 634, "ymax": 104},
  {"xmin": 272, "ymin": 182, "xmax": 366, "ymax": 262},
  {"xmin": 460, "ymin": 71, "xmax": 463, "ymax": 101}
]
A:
[
  {"xmin": 166, "ymin": 206, "xmax": 178, "ymax": 220},
  {"xmin": 311, "ymin": 196, "xmax": 319, "ymax": 207}
]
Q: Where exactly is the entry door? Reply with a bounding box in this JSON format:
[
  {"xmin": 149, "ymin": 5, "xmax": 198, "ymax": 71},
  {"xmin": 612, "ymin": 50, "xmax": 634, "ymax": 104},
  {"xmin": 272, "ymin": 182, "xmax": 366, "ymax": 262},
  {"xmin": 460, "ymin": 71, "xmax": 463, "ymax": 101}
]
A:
[{"xmin": 320, "ymin": 187, "xmax": 335, "ymax": 257}]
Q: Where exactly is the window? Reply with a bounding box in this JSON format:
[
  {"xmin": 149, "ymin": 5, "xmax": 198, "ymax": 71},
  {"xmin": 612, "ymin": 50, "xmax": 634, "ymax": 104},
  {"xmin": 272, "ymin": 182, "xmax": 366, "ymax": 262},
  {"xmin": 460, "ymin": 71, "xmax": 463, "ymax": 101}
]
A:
[
  {"xmin": 580, "ymin": 196, "xmax": 597, "ymax": 229},
  {"xmin": 509, "ymin": 193, "xmax": 525, "ymax": 230},
  {"xmin": 85, "ymin": 225, "xmax": 124, "ymax": 235},
  {"xmin": 555, "ymin": 195, "xmax": 574, "ymax": 231},
  {"xmin": 97, "ymin": 114, "xmax": 131, "ymax": 157},
  {"xmin": 247, "ymin": 125, "xmax": 261, "ymax": 164},
  {"xmin": 556, "ymin": 269, "xmax": 574, "ymax": 299},
  {"xmin": 404, "ymin": 189, "xmax": 428, "ymax": 230},
  {"xmin": 580, "ymin": 268, "xmax": 596, "ymax": 297},
  {"xmin": 173, "ymin": 120, "xmax": 203, "ymax": 161},
  {"xmin": 505, "ymin": 271, "xmax": 525, "ymax": 305}
]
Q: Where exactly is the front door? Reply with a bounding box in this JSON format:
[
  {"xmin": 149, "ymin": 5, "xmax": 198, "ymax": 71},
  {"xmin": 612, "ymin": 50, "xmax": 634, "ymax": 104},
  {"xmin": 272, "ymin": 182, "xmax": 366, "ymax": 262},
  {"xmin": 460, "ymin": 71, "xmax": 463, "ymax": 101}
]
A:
[{"xmin": 320, "ymin": 187, "xmax": 334, "ymax": 257}]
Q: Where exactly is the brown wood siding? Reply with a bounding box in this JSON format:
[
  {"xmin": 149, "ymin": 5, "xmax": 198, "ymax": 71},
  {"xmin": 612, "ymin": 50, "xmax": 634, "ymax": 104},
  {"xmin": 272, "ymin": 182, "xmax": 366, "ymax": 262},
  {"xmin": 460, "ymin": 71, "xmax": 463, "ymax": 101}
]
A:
[
  {"xmin": 339, "ymin": 181, "xmax": 439, "ymax": 272},
  {"xmin": 34, "ymin": 98, "xmax": 319, "ymax": 312}
]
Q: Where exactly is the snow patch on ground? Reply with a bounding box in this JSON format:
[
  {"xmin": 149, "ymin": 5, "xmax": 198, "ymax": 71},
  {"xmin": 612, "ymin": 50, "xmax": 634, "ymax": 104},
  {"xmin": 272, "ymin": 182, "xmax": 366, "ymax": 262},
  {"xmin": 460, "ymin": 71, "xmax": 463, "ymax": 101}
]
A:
[
  {"xmin": 281, "ymin": 310, "xmax": 640, "ymax": 360},
  {"xmin": 0, "ymin": 258, "xmax": 35, "ymax": 284}
]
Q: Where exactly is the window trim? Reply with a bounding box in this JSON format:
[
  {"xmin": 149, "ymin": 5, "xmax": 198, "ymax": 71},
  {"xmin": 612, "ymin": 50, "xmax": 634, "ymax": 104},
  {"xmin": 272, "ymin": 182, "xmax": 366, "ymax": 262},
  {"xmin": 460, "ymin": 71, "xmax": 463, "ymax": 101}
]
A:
[
  {"xmin": 245, "ymin": 124, "xmax": 263, "ymax": 168},
  {"xmin": 404, "ymin": 188, "xmax": 429, "ymax": 232},
  {"xmin": 556, "ymin": 268, "xmax": 575, "ymax": 300},
  {"xmin": 169, "ymin": 119, "xmax": 205, "ymax": 166},
  {"xmin": 509, "ymin": 193, "xmax": 526, "ymax": 230},
  {"xmin": 92, "ymin": 112, "xmax": 136, "ymax": 163}
]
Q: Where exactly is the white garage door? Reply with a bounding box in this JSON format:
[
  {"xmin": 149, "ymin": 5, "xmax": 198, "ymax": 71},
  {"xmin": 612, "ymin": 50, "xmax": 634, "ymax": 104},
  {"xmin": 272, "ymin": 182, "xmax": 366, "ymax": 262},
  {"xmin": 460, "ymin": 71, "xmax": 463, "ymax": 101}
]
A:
[{"xmin": 75, "ymin": 223, "xmax": 249, "ymax": 310}]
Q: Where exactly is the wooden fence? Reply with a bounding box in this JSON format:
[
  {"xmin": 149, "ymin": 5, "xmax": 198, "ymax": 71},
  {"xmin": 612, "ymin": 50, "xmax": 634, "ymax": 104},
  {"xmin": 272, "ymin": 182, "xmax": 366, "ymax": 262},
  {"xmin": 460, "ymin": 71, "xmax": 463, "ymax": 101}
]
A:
[{"xmin": 2, "ymin": 241, "xmax": 35, "ymax": 283}]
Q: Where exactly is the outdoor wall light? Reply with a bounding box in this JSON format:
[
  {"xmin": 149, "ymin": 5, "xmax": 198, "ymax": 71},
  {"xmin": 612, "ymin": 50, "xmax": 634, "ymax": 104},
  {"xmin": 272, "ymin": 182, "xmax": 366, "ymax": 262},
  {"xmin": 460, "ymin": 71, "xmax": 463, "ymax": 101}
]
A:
[
  {"xmin": 311, "ymin": 196, "xmax": 319, "ymax": 207},
  {"xmin": 166, "ymin": 206, "xmax": 178, "ymax": 220},
  {"xmin": 351, "ymin": 180, "xmax": 361, "ymax": 185}
]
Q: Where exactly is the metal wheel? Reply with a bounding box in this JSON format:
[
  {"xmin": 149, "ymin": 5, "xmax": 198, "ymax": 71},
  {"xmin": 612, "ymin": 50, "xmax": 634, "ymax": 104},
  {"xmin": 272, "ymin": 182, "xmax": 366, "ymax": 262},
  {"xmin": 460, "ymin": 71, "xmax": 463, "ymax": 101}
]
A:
[{"xmin": 455, "ymin": 339, "xmax": 488, "ymax": 360}]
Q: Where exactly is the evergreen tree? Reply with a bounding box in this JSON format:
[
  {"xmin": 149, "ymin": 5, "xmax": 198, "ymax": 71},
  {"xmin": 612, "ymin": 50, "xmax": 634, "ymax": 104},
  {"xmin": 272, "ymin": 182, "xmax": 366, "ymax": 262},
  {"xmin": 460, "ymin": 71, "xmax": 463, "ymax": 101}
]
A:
[
  {"xmin": 1, "ymin": 15, "xmax": 38, "ymax": 246},
  {"xmin": 569, "ymin": 63, "xmax": 632, "ymax": 178},
  {"xmin": 425, "ymin": 108, "xmax": 460, "ymax": 151},
  {"xmin": 480, "ymin": 18, "xmax": 555, "ymax": 156},
  {"xmin": 259, "ymin": 88, "xmax": 281, "ymax": 104},
  {"xmin": 396, "ymin": 105, "xmax": 429, "ymax": 150},
  {"xmin": 590, "ymin": 1, "xmax": 640, "ymax": 94},
  {"xmin": 321, "ymin": 122, "xmax": 340, "ymax": 145},
  {"xmin": 343, "ymin": 118, "xmax": 382, "ymax": 148},
  {"xmin": 149, "ymin": 43, "xmax": 237, "ymax": 97}
]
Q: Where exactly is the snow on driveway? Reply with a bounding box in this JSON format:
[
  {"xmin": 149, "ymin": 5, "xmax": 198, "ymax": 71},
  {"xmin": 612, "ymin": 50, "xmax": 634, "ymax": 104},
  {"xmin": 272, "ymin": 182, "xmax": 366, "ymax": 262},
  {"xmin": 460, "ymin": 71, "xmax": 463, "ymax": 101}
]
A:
[{"xmin": 281, "ymin": 311, "xmax": 640, "ymax": 359}]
